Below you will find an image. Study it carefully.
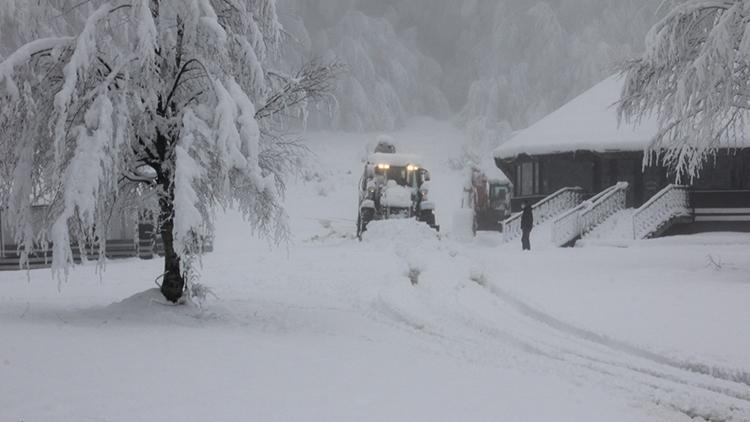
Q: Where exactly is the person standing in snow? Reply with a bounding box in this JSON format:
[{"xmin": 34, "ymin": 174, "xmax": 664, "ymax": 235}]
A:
[{"xmin": 520, "ymin": 202, "xmax": 533, "ymax": 251}]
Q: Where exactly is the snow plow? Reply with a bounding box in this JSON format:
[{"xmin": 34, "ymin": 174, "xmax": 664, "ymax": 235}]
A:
[
  {"xmin": 463, "ymin": 165, "xmax": 512, "ymax": 233},
  {"xmin": 357, "ymin": 145, "xmax": 438, "ymax": 238}
]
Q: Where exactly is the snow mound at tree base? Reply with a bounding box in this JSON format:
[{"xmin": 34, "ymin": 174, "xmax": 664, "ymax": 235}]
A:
[{"xmin": 83, "ymin": 288, "xmax": 224, "ymax": 325}]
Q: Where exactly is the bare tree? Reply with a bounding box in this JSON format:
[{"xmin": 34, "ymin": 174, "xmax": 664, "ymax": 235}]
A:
[{"xmin": 0, "ymin": 0, "xmax": 339, "ymax": 303}]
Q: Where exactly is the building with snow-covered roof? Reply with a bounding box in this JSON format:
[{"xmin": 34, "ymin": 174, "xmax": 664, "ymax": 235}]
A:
[{"xmin": 494, "ymin": 75, "xmax": 750, "ymax": 238}]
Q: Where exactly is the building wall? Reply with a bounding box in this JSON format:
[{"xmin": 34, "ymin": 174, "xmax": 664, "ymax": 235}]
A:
[
  {"xmin": 692, "ymin": 150, "xmax": 750, "ymax": 190},
  {"xmin": 498, "ymin": 148, "xmax": 750, "ymax": 213},
  {"xmin": 542, "ymin": 154, "xmax": 596, "ymax": 194}
]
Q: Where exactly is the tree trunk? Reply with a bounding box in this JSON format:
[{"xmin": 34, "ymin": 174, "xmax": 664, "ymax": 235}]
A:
[
  {"xmin": 159, "ymin": 194, "xmax": 184, "ymax": 303},
  {"xmin": 154, "ymin": 101, "xmax": 184, "ymax": 303}
]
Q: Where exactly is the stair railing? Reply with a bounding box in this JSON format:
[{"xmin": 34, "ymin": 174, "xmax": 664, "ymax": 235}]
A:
[
  {"xmin": 552, "ymin": 182, "xmax": 629, "ymax": 246},
  {"xmin": 632, "ymin": 185, "xmax": 691, "ymax": 239},
  {"xmin": 579, "ymin": 182, "xmax": 629, "ymax": 238},
  {"xmin": 503, "ymin": 187, "xmax": 584, "ymax": 242}
]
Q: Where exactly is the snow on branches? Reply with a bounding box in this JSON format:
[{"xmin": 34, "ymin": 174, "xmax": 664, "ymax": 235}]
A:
[
  {"xmin": 619, "ymin": 0, "xmax": 750, "ymax": 179},
  {"xmin": 0, "ymin": 0, "xmax": 338, "ymax": 300}
]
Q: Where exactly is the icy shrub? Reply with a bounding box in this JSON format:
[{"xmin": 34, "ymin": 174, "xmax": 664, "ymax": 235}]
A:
[
  {"xmin": 187, "ymin": 282, "xmax": 217, "ymax": 308},
  {"xmin": 407, "ymin": 265, "xmax": 421, "ymax": 286},
  {"xmin": 470, "ymin": 270, "xmax": 487, "ymax": 287}
]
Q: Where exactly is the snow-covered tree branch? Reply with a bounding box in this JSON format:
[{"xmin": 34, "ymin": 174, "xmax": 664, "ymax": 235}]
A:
[
  {"xmin": 0, "ymin": 0, "xmax": 339, "ymax": 302},
  {"xmin": 618, "ymin": 0, "xmax": 750, "ymax": 179},
  {"xmin": 255, "ymin": 59, "xmax": 345, "ymax": 122}
]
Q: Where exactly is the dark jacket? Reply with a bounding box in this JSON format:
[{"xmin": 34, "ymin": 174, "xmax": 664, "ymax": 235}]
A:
[{"xmin": 521, "ymin": 206, "xmax": 534, "ymax": 231}]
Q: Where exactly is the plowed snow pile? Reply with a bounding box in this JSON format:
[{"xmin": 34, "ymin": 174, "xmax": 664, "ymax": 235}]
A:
[{"xmin": 362, "ymin": 219, "xmax": 440, "ymax": 245}]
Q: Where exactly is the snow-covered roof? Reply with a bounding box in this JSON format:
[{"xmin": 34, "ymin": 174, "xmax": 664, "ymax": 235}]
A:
[
  {"xmin": 495, "ymin": 76, "xmax": 660, "ymax": 159},
  {"xmin": 367, "ymin": 152, "xmax": 423, "ymax": 167},
  {"xmin": 478, "ymin": 156, "xmax": 510, "ymax": 184}
]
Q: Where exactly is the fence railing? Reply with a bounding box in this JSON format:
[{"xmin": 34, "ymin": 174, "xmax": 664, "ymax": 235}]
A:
[
  {"xmin": 552, "ymin": 182, "xmax": 629, "ymax": 246},
  {"xmin": 0, "ymin": 237, "xmax": 214, "ymax": 271},
  {"xmin": 632, "ymin": 185, "xmax": 691, "ymax": 239},
  {"xmin": 503, "ymin": 187, "xmax": 584, "ymax": 242}
]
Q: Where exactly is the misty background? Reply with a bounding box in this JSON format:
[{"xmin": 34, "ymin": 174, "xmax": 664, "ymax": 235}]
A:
[
  {"xmin": 277, "ymin": 0, "xmax": 661, "ymax": 153},
  {"xmin": 1, "ymin": 0, "xmax": 663, "ymax": 153}
]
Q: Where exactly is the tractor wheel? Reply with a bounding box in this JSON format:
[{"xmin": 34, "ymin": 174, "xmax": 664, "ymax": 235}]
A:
[
  {"xmin": 358, "ymin": 208, "xmax": 374, "ymax": 239},
  {"xmin": 421, "ymin": 211, "xmax": 436, "ymax": 229}
]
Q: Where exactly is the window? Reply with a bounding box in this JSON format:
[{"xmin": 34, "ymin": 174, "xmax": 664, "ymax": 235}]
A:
[
  {"xmin": 490, "ymin": 184, "xmax": 509, "ymax": 209},
  {"xmin": 517, "ymin": 161, "xmax": 539, "ymax": 196}
]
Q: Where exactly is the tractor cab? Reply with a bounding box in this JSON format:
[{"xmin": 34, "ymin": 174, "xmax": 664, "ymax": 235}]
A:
[
  {"xmin": 488, "ymin": 180, "xmax": 512, "ymax": 217},
  {"xmin": 366, "ymin": 154, "xmax": 429, "ymax": 189}
]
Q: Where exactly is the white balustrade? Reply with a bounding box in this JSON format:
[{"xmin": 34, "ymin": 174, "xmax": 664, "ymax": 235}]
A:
[
  {"xmin": 580, "ymin": 182, "xmax": 628, "ymax": 237},
  {"xmin": 552, "ymin": 182, "xmax": 629, "ymax": 246},
  {"xmin": 632, "ymin": 185, "xmax": 691, "ymax": 239},
  {"xmin": 503, "ymin": 187, "xmax": 584, "ymax": 242},
  {"xmin": 551, "ymin": 207, "xmax": 581, "ymax": 247}
]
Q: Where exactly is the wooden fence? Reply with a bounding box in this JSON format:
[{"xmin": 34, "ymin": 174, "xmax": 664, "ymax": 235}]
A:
[{"xmin": 0, "ymin": 219, "xmax": 213, "ymax": 271}]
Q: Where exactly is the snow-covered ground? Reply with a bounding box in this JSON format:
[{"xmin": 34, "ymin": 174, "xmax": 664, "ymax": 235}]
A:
[{"xmin": 2, "ymin": 118, "xmax": 750, "ymax": 421}]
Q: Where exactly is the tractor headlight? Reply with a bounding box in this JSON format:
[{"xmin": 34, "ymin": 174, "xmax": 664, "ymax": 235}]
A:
[
  {"xmin": 376, "ymin": 163, "xmax": 390, "ymax": 170},
  {"xmin": 407, "ymin": 164, "xmax": 419, "ymax": 172}
]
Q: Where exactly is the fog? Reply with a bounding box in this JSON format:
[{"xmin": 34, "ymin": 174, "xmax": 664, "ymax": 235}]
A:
[
  {"xmin": 1, "ymin": 0, "xmax": 662, "ymax": 144},
  {"xmin": 278, "ymin": 0, "xmax": 661, "ymax": 144}
]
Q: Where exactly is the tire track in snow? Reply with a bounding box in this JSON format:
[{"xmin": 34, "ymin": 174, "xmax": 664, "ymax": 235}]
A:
[
  {"xmin": 486, "ymin": 282, "xmax": 750, "ymax": 389},
  {"xmin": 477, "ymin": 282, "xmax": 750, "ymax": 420},
  {"xmin": 369, "ymin": 265, "xmax": 750, "ymax": 420},
  {"xmin": 358, "ymin": 230, "xmax": 750, "ymax": 420},
  {"xmin": 372, "ymin": 290, "xmax": 554, "ymax": 361}
]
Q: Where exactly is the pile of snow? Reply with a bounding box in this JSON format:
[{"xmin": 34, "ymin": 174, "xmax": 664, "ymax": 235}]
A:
[
  {"xmin": 362, "ymin": 219, "xmax": 439, "ymax": 246},
  {"xmin": 451, "ymin": 209, "xmax": 475, "ymax": 242},
  {"xmin": 381, "ymin": 182, "xmax": 413, "ymax": 208},
  {"xmin": 578, "ymin": 209, "xmax": 636, "ymax": 247},
  {"xmin": 82, "ymin": 288, "xmax": 222, "ymax": 325},
  {"xmin": 638, "ymin": 232, "xmax": 750, "ymax": 247}
]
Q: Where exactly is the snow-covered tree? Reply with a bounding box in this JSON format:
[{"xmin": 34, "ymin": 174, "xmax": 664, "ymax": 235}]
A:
[
  {"xmin": 0, "ymin": 0, "xmax": 338, "ymax": 302},
  {"xmin": 619, "ymin": 0, "xmax": 750, "ymax": 179},
  {"xmin": 277, "ymin": 3, "xmax": 449, "ymax": 131}
]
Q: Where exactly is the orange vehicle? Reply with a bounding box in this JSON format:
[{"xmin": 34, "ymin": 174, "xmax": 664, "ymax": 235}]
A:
[{"xmin": 464, "ymin": 166, "xmax": 512, "ymax": 233}]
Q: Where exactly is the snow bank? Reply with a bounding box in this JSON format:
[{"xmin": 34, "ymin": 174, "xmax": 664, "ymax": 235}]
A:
[
  {"xmin": 577, "ymin": 209, "xmax": 636, "ymax": 247},
  {"xmin": 362, "ymin": 219, "xmax": 439, "ymax": 246},
  {"xmin": 451, "ymin": 209, "xmax": 475, "ymax": 242},
  {"xmin": 88, "ymin": 288, "xmax": 219, "ymax": 324},
  {"xmin": 381, "ymin": 183, "xmax": 413, "ymax": 208}
]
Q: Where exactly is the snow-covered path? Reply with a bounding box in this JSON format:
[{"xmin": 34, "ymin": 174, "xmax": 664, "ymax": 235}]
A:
[{"xmin": 2, "ymin": 118, "xmax": 750, "ymax": 421}]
